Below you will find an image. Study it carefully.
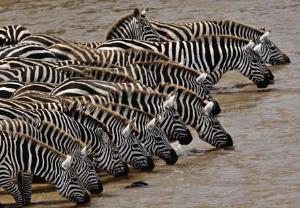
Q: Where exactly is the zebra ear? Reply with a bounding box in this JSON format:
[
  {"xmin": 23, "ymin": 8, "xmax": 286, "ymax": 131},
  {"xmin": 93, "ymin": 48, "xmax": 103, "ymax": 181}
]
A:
[
  {"xmin": 203, "ymin": 101, "xmax": 214, "ymax": 116},
  {"xmin": 146, "ymin": 117, "xmax": 156, "ymax": 128},
  {"xmin": 122, "ymin": 118, "xmax": 136, "ymax": 137},
  {"xmin": 259, "ymin": 31, "xmax": 270, "ymax": 43},
  {"xmin": 102, "ymin": 132, "xmax": 110, "ymax": 144},
  {"xmin": 141, "ymin": 8, "xmax": 149, "ymax": 16},
  {"xmin": 62, "ymin": 155, "xmax": 73, "ymax": 170},
  {"xmin": 243, "ymin": 40, "xmax": 255, "ymax": 52},
  {"xmin": 0, "ymin": 63, "xmax": 10, "ymax": 69},
  {"xmin": 133, "ymin": 8, "xmax": 140, "ymax": 17},
  {"xmin": 253, "ymin": 43, "xmax": 262, "ymax": 55},
  {"xmin": 155, "ymin": 115, "xmax": 162, "ymax": 125},
  {"xmin": 81, "ymin": 146, "xmax": 92, "ymax": 158},
  {"xmin": 163, "ymin": 92, "xmax": 176, "ymax": 109},
  {"xmin": 196, "ymin": 73, "xmax": 208, "ymax": 83}
]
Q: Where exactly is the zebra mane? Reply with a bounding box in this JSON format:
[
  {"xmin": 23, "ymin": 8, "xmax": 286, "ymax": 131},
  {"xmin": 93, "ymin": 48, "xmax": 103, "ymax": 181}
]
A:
[
  {"xmin": 127, "ymin": 48, "xmax": 170, "ymax": 61},
  {"xmin": 158, "ymin": 82, "xmax": 205, "ymax": 104},
  {"xmin": 86, "ymin": 67, "xmax": 137, "ymax": 82},
  {"xmin": 1, "ymin": 130, "xmax": 66, "ymax": 158},
  {"xmin": 63, "ymin": 102, "xmax": 111, "ymax": 133},
  {"xmin": 125, "ymin": 88, "xmax": 168, "ymax": 99},
  {"xmin": 73, "ymin": 102, "xmax": 139, "ymax": 133},
  {"xmin": 135, "ymin": 60, "xmax": 203, "ymax": 76},
  {"xmin": 41, "ymin": 120, "xmax": 86, "ymax": 148},
  {"xmin": 105, "ymin": 102, "xmax": 154, "ymax": 119},
  {"xmin": 219, "ymin": 19, "xmax": 265, "ymax": 35},
  {"xmin": 106, "ymin": 8, "xmax": 139, "ymax": 40},
  {"xmin": 192, "ymin": 35, "xmax": 252, "ymax": 44}
]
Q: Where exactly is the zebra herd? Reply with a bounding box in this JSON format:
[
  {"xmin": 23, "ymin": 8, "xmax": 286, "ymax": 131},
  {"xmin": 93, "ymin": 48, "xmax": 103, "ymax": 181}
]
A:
[{"xmin": 0, "ymin": 7, "xmax": 289, "ymax": 207}]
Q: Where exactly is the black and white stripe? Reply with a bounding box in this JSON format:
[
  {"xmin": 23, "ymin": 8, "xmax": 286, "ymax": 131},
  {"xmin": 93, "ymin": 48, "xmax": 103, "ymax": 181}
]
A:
[
  {"xmin": 0, "ymin": 131, "xmax": 90, "ymax": 207},
  {"xmin": 0, "ymin": 25, "xmax": 31, "ymax": 46},
  {"xmin": 150, "ymin": 19, "xmax": 290, "ymax": 65},
  {"xmin": 96, "ymin": 36, "xmax": 271, "ymax": 88}
]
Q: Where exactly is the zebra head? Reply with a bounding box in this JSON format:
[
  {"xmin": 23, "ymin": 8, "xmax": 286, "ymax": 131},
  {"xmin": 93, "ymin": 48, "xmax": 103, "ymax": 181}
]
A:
[
  {"xmin": 106, "ymin": 8, "xmax": 160, "ymax": 42},
  {"xmin": 121, "ymin": 118, "xmax": 155, "ymax": 171},
  {"xmin": 159, "ymin": 93, "xmax": 193, "ymax": 145},
  {"xmin": 58, "ymin": 155, "xmax": 90, "ymax": 205},
  {"xmin": 197, "ymin": 109, "xmax": 233, "ymax": 148},
  {"xmin": 242, "ymin": 40, "xmax": 271, "ymax": 88},
  {"xmin": 97, "ymin": 130, "xmax": 129, "ymax": 177},
  {"xmin": 143, "ymin": 116, "xmax": 178, "ymax": 165},
  {"xmin": 71, "ymin": 147, "xmax": 103, "ymax": 194},
  {"xmin": 254, "ymin": 31, "xmax": 290, "ymax": 65}
]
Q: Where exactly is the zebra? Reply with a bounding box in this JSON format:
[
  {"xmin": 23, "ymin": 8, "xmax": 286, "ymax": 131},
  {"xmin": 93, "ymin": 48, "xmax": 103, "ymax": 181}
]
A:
[
  {"xmin": 0, "ymin": 43, "xmax": 57, "ymax": 62},
  {"xmin": 65, "ymin": 93, "xmax": 193, "ymax": 146},
  {"xmin": 0, "ymin": 105, "xmax": 129, "ymax": 176},
  {"xmin": 0, "ymin": 65, "xmax": 68, "ymax": 84},
  {"xmin": 93, "ymin": 102, "xmax": 178, "ymax": 164},
  {"xmin": 106, "ymin": 8, "xmax": 160, "ymax": 41},
  {"xmin": 114, "ymin": 61, "xmax": 214, "ymax": 101},
  {"xmin": 0, "ymin": 100, "xmax": 128, "ymax": 176},
  {"xmin": 96, "ymin": 36, "xmax": 271, "ymax": 88},
  {"xmin": 98, "ymin": 86, "xmax": 233, "ymax": 148},
  {"xmin": 0, "ymin": 118, "xmax": 102, "ymax": 202},
  {"xmin": 0, "ymin": 80, "xmax": 24, "ymax": 98},
  {"xmin": 0, "ymin": 119, "xmax": 103, "ymax": 203},
  {"xmin": 48, "ymin": 43, "xmax": 170, "ymax": 67},
  {"xmin": 65, "ymin": 102, "xmax": 155, "ymax": 171},
  {"xmin": 0, "ymin": 131, "xmax": 90, "ymax": 207},
  {"xmin": 0, "ymin": 25, "xmax": 31, "ymax": 46},
  {"xmin": 149, "ymin": 18, "xmax": 290, "ymax": 65}
]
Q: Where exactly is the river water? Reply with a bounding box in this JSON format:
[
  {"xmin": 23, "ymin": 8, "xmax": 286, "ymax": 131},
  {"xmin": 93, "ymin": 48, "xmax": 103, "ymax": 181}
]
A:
[{"xmin": 0, "ymin": 0, "xmax": 299, "ymax": 207}]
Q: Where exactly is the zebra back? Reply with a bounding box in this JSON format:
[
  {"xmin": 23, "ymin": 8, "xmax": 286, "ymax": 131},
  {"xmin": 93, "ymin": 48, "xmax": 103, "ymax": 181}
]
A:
[
  {"xmin": 55, "ymin": 65, "xmax": 136, "ymax": 83},
  {"xmin": 0, "ymin": 25, "xmax": 31, "ymax": 46},
  {"xmin": 0, "ymin": 80, "xmax": 24, "ymax": 98},
  {"xmin": 13, "ymin": 82, "xmax": 56, "ymax": 96},
  {"xmin": 0, "ymin": 44, "xmax": 57, "ymax": 62}
]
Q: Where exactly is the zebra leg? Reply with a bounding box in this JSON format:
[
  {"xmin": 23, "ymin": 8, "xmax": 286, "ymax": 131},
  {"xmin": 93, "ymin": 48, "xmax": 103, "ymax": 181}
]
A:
[
  {"xmin": 0, "ymin": 175, "xmax": 23, "ymax": 207},
  {"xmin": 19, "ymin": 173, "xmax": 33, "ymax": 204}
]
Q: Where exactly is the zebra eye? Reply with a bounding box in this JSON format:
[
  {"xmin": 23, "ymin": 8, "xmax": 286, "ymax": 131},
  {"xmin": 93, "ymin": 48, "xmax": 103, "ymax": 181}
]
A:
[
  {"xmin": 132, "ymin": 143, "xmax": 139, "ymax": 148},
  {"xmin": 155, "ymin": 137, "xmax": 162, "ymax": 142},
  {"xmin": 270, "ymin": 46, "xmax": 275, "ymax": 50},
  {"xmin": 252, "ymin": 59, "xmax": 258, "ymax": 64}
]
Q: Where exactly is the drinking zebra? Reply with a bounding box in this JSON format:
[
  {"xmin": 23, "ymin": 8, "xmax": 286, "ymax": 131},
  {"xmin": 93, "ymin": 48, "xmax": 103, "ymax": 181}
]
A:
[
  {"xmin": 149, "ymin": 17, "xmax": 290, "ymax": 65},
  {"xmin": 0, "ymin": 131, "xmax": 90, "ymax": 207},
  {"xmin": 96, "ymin": 36, "xmax": 271, "ymax": 88}
]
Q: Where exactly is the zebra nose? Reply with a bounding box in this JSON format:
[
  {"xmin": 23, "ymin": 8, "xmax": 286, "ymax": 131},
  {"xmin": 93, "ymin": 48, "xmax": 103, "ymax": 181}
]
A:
[
  {"xmin": 141, "ymin": 157, "xmax": 155, "ymax": 171},
  {"xmin": 165, "ymin": 149, "xmax": 178, "ymax": 165},
  {"xmin": 84, "ymin": 192, "xmax": 91, "ymax": 203},
  {"xmin": 211, "ymin": 100, "xmax": 221, "ymax": 116},
  {"xmin": 283, "ymin": 54, "xmax": 291, "ymax": 63},
  {"xmin": 256, "ymin": 74, "xmax": 269, "ymax": 88},
  {"xmin": 225, "ymin": 134, "xmax": 233, "ymax": 147},
  {"xmin": 178, "ymin": 130, "xmax": 193, "ymax": 145},
  {"xmin": 91, "ymin": 179, "xmax": 103, "ymax": 194}
]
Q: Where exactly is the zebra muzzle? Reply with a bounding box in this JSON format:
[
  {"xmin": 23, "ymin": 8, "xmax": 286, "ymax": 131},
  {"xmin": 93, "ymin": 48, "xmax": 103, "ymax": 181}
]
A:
[
  {"xmin": 90, "ymin": 179, "xmax": 103, "ymax": 194},
  {"xmin": 165, "ymin": 149, "xmax": 178, "ymax": 165}
]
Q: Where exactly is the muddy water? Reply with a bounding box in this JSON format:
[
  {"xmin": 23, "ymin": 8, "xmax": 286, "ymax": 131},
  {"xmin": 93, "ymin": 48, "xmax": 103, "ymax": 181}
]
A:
[{"xmin": 0, "ymin": 0, "xmax": 299, "ymax": 207}]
